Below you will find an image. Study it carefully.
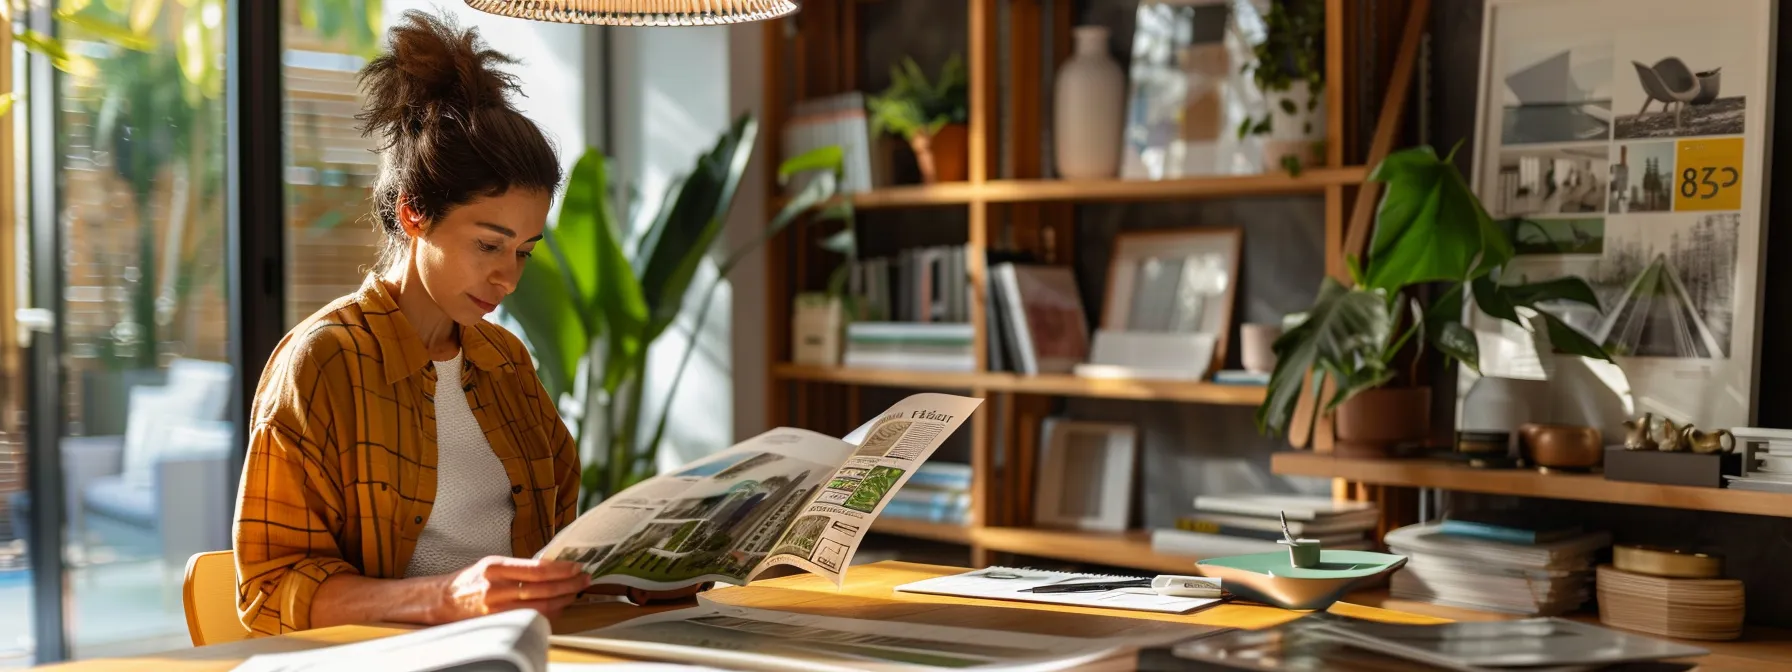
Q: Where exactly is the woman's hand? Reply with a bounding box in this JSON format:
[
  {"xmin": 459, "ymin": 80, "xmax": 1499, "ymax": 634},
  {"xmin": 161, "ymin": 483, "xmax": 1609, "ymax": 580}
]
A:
[{"xmin": 431, "ymin": 556, "xmax": 591, "ymax": 623}]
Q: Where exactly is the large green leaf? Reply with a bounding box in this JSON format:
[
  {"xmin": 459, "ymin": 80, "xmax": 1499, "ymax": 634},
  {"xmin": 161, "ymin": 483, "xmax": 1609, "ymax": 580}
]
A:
[
  {"xmin": 1364, "ymin": 147, "xmax": 1511, "ymax": 291},
  {"xmin": 779, "ymin": 145, "xmax": 846, "ymax": 184},
  {"xmin": 1423, "ymin": 284, "xmax": 1479, "ymax": 371},
  {"xmin": 1500, "ymin": 276, "xmax": 1601, "ymax": 310},
  {"xmin": 56, "ymin": 9, "xmax": 157, "ymax": 51},
  {"xmin": 635, "ymin": 114, "xmax": 758, "ymax": 341},
  {"xmin": 1537, "ymin": 312, "xmax": 1612, "ymax": 362},
  {"xmin": 553, "ymin": 150, "xmax": 606, "ymax": 329},
  {"xmin": 507, "ymin": 231, "xmax": 589, "ymax": 404},
  {"xmin": 593, "ymin": 181, "xmax": 649, "ymax": 396},
  {"xmin": 1256, "ymin": 278, "xmax": 1394, "ymax": 437}
]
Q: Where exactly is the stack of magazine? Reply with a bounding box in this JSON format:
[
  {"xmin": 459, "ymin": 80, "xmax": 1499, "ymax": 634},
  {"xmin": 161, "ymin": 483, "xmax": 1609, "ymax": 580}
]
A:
[
  {"xmin": 1146, "ymin": 611, "xmax": 1707, "ymax": 671},
  {"xmin": 1153, "ymin": 494, "xmax": 1376, "ymax": 557},
  {"xmin": 1383, "ymin": 522, "xmax": 1612, "ymax": 616}
]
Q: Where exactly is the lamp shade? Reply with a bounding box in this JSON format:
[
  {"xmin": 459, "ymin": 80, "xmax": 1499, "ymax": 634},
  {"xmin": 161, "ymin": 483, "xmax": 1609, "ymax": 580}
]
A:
[{"xmin": 464, "ymin": 0, "xmax": 798, "ymax": 26}]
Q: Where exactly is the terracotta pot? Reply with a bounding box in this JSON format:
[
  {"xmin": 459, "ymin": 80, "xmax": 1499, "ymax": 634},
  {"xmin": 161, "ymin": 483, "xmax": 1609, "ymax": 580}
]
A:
[
  {"xmin": 1333, "ymin": 387, "xmax": 1431, "ymax": 458},
  {"xmin": 1519, "ymin": 423, "xmax": 1603, "ymax": 470},
  {"xmin": 911, "ymin": 123, "xmax": 969, "ymax": 183}
]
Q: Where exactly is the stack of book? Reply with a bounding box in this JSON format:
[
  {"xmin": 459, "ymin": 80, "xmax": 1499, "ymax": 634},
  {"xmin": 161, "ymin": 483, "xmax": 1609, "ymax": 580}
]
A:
[
  {"xmin": 841, "ymin": 322, "xmax": 975, "ymax": 372},
  {"xmin": 1151, "ymin": 494, "xmax": 1377, "ymax": 557},
  {"xmin": 1724, "ymin": 427, "xmax": 1792, "ymax": 493},
  {"xmin": 1385, "ymin": 518, "xmax": 1612, "ymax": 615},
  {"xmin": 882, "ymin": 462, "xmax": 972, "ymax": 525}
]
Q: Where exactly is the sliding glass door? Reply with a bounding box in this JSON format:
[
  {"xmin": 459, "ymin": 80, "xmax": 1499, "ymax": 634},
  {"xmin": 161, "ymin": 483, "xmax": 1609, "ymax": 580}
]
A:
[{"xmin": 9, "ymin": 0, "xmax": 236, "ymax": 664}]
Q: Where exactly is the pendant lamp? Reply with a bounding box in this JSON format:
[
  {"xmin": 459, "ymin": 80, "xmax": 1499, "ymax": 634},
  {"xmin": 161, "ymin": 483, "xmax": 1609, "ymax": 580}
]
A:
[{"xmin": 464, "ymin": 0, "xmax": 798, "ymax": 26}]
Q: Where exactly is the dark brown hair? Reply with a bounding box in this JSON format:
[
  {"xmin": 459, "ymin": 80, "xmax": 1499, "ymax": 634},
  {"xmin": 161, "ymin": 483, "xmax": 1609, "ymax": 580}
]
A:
[{"xmin": 357, "ymin": 9, "xmax": 562, "ymax": 272}]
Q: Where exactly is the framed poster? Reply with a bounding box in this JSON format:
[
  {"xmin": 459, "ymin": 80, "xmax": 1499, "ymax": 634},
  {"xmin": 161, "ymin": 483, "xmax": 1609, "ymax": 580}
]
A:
[{"xmin": 1468, "ymin": 0, "xmax": 1773, "ymax": 429}]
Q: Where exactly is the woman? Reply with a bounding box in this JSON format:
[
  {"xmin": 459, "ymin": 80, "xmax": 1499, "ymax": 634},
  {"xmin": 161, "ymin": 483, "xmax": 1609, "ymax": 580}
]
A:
[{"xmin": 233, "ymin": 10, "xmax": 679, "ymax": 636}]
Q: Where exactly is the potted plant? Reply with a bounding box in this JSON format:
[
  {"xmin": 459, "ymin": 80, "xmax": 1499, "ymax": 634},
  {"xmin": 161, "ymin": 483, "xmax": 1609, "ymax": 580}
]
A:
[
  {"xmin": 867, "ymin": 55, "xmax": 969, "ymax": 184},
  {"xmin": 1238, "ymin": 0, "xmax": 1326, "ymax": 175},
  {"xmin": 1255, "ymin": 145, "xmax": 1613, "ymax": 457}
]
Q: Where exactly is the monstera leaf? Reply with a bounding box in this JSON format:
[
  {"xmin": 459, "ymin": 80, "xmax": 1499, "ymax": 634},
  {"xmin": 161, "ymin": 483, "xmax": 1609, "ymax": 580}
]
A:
[
  {"xmin": 1256, "ymin": 277, "xmax": 1397, "ymax": 437},
  {"xmin": 1364, "ymin": 145, "xmax": 1512, "ymax": 292}
]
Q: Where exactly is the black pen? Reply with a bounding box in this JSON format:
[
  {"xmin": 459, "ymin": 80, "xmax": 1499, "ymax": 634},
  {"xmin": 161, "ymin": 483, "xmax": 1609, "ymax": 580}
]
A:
[{"xmin": 1022, "ymin": 579, "xmax": 1152, "ymax": 593}]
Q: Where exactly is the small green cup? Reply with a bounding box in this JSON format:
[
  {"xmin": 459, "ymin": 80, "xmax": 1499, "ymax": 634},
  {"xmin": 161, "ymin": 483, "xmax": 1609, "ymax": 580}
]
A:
[{"xmin": 1279, "ymin": 538, "xmax": 1322, "ymax": 568}]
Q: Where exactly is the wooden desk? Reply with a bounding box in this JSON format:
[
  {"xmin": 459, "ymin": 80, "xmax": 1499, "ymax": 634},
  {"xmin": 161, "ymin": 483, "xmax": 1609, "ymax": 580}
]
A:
[{"xmin": 28, "ymin": 561, "xmax": 1757, "ymax": 671}]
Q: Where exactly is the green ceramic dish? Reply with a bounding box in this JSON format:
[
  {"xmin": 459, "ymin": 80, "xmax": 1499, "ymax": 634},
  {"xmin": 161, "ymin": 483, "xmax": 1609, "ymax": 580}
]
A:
[{"xmin": 1194, "ymin": 549, "xmax": 1408, "ymax": 610}]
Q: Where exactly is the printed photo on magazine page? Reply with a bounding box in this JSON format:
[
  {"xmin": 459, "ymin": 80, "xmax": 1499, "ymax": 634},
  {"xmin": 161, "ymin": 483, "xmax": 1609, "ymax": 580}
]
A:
[{"xmin": 533, "ymin": 393, "xmax": 982, "ymax": 592}]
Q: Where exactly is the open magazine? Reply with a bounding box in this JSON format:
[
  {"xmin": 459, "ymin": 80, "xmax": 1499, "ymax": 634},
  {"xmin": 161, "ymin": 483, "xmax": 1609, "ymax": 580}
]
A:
[
  {"xmin": 551, "ymin": 596, "xmax": 1214, "ymax": 672},
  {"xmin": 534, "ymin": 393, "xmax": 982, "ymax": 591}
]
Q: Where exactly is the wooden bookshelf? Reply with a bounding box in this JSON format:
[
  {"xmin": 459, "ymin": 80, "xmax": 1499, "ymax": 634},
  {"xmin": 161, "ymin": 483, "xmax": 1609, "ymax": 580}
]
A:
[
  {"xmin": 973, "ymin": 527, "xmax": 1204, "ymax": 575},
  {"xmin": 870, "ymin": 518, "xmax": 975, "ymax": 545},
  {"xmin": 773, "ymin": 363, "xmax": 988, "ymax": 390},
  {"xmin": 763, "ymin": 0, "xmax": 1426, "ymax": 572},
  {"xmin": 773, "ymin": 363, "xmax": 1266, "ymax": 405},
  {"xmin": 1272, "ymin": 452, "xmax": 1792, "ymax": 519},
  {"xmin": 837, "ymin": 167, "xmax": 1371, "ymax": 209}
]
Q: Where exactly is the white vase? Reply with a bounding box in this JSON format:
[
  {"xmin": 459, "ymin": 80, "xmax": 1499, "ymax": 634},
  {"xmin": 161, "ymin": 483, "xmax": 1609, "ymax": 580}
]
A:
[
  {"xmin": 1054, "ymin": 26, "xmax": 1125, "ymax": 179},
  {"xmin": 1260, "ymin": 80, "xmax": 1327, "ymax": 170}
]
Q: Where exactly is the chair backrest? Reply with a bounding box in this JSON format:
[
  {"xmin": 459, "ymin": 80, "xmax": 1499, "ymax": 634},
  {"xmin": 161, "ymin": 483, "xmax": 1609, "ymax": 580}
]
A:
[{"xmin": 183, "ymin": 550, "xmax": 249, "ymax": 646}]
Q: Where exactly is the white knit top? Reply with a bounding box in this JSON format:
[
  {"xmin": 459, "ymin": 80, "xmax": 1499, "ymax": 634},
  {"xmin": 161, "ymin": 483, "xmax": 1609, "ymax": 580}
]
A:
[{"xmin": 405, "ymin": 353, "xmax": 516, "ymax": 578}]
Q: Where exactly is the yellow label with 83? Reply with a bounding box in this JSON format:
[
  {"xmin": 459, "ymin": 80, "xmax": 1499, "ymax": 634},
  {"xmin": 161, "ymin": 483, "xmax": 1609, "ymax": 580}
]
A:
[{"xmin": 1674, "ymin": 137, "xmax": 1744, "ymax": 212}]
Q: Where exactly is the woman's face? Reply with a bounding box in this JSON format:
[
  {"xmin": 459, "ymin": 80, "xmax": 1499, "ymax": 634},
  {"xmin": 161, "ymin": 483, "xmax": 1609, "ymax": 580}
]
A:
[{"xmin": 398, "ymin": 189, "xmax": 552, "ymax": 326}]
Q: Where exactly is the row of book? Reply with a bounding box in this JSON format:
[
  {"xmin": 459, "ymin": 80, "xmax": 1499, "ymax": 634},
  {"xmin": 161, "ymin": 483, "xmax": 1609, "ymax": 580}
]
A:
[
  {"xmin": 881, "ymin": 462, "xmax": 972, "ymax": 525},
  {"xmin": 1386, "ymin": 513, "xmax": 1611, "ymax": 615},
  {"xmin": 1151, "ymin": 494, "xmax": 1377, "ymax": 557},
  {"xmin": 848, "ymin": 246, "xmax": 974, "ymax": 325},
  {"xmin": 781, "ymin": 92, "xmax": 879, "ymax": 195}
]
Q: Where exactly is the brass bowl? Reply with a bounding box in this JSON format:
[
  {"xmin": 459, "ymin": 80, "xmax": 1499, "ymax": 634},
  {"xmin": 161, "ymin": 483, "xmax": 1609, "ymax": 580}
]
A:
[{"xmin": 1519, "ymin": 423, "xmax": 1603, "ymax": 470}]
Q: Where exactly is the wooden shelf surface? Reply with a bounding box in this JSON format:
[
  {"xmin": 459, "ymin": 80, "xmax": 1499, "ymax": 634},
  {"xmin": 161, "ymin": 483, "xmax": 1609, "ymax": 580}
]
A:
[
  {"xmin": 833, "ymin": 166, "xmax": 1369, "ymax": 209},
  {"xmin": 973, "ymin": 527, "xmax": 1205, "ymax": 574},
  {"xmin": 773, "ymin": 363, "xmax": 1266, "ymax": 405},
  {"xmin": 1272, "ymin": 452, "xmax": 1792, "ymax": 519},
  {"xmin": 869, "ymin": 518, "xmax": 974, "ymax": 545}
]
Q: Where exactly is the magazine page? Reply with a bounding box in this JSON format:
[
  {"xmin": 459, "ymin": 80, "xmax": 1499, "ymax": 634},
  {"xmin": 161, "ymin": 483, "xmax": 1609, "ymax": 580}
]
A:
[
  {"xmin": 550, "ymin": 598, "xmax": 1209, "ymax": 672},
  {"xmin": 749, "ymin": 393, "xmax": 982, "ymax": 585},
  {"xmin": 535, "ymin": 427, "xmax": 859, "ymax": 591}
]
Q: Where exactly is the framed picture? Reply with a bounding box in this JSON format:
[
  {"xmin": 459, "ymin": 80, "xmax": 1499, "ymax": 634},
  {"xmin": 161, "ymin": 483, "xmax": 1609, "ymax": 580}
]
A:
[
  {"xmin": 1034, "ymin": 418, "xmax": 1137, "ymax": 532},
  {"xmin": 1101, "ymin": 228, "xmax": 1242, "ymax": 376},
  {"xmin": 1467, "ymin": 0, "xmax": 1772, "ymax": 429},
  {"xmin": 1121, "ymin": 0, "xmax": 1263, "ymax": 179}
]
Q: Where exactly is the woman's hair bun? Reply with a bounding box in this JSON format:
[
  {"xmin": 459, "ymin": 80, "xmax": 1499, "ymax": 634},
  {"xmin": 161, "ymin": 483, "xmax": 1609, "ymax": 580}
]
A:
[{"xmin": 357, "ymin": 9, "xmax": 521, "ymax": 148}]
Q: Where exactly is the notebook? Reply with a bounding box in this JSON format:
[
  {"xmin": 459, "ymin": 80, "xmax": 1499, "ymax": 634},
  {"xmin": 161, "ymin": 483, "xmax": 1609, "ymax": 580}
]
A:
[{"xmin": 893, "ymin": 566, "xmax": 1225, "ymax": 614}]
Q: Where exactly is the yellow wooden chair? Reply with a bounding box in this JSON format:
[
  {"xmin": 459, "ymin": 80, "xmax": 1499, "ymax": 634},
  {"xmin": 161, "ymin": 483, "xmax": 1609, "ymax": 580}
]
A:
[{"xmin": 183, "ymin": 550, "xmax": 250, "ymax": 646}]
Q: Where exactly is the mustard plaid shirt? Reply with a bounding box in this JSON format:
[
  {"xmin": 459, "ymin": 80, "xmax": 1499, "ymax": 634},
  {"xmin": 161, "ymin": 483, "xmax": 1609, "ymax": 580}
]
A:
[{"xmin": 233, "ymin": 274, "xmax": 578, "ymax": 636}]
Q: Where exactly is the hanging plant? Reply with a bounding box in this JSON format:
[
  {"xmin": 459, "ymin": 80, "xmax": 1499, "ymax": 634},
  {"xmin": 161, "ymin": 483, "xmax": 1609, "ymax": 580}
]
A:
[{"xmin": 1237, "ymin": 0, "xmax": 1326, "ymax": 175}]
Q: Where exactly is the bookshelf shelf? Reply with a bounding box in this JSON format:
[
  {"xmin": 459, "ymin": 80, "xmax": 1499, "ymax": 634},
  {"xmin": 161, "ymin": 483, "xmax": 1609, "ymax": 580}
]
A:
[
  {"xmin": 1002, "ymin": 373, "xmax": 1266, "ymax": 405},
  {"xmin": 973, "ymin": 527, "xmax": 1203, "ymax": 575},
  {"xmin": 870, "ymin": 518, "xmax": 974, "ymax": 545},
  {"xmin": 1272, "ymin": 453, "xmax": 1792, "ymax": 519},
  {"xmin": 772, "ymin": 363, "xmax": 1266, "ymax": 405},
  {"xmin": 837, "ymin": 167, "xmax": 1370, "ymax": 210}
]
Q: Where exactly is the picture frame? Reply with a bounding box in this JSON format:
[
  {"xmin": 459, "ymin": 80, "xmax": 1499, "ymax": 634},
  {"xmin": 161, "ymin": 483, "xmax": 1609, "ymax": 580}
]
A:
[
  {"xmin": 1100, "ymin": 227, "xmax": 1242, "ymax": 377},
  {"xmin": 1466, "ymin": 0, "xmax": 1772, "ymax": 430},
  {"xmin": 1121, "ymin": 0, "xmax": 1264, "ymax": 179},
  {"xmin": 1034, "ymin": 418, "xmax": 1137, "ymax": 532}
]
